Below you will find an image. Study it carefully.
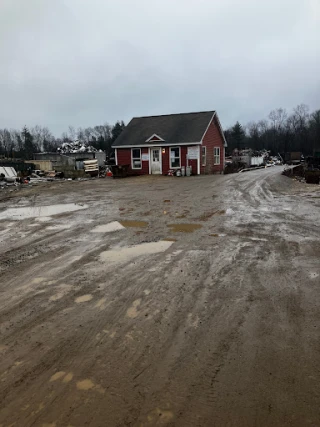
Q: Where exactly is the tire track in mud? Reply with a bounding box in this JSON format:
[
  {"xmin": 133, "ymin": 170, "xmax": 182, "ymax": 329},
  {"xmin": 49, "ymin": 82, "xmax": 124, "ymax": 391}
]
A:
[{"xmin": 1, "ymin": 170, "xmax": 320, "ymax": 426}]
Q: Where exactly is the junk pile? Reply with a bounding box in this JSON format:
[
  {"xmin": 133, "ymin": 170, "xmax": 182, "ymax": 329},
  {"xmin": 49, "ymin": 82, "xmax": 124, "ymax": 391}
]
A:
[
  {"xmin": 225, "ymin": 149, "xmax": 281, "ymax": 174},
  {"xmin": 57, "ymin": 140, "xmax": 100, "ymax": 154},
  {"xmin": 57, "ymin": 139, "xmax": 102, "ymax": 154}
]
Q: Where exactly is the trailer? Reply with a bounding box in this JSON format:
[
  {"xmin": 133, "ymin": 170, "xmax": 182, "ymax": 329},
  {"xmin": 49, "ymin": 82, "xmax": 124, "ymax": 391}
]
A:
[{"xmin": 285, "ymin": 152, "xmax": 301, "ymax": 165}]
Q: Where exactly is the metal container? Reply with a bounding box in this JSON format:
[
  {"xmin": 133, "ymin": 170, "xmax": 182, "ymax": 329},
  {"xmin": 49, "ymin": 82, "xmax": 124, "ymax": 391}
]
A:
[
  {"xmin": 186, "ymin": 166, "xmax": 191, "ymax": 176},
  {"xmin": 181, "ymin": 166, "xmax": 185, "ymax": 176}
]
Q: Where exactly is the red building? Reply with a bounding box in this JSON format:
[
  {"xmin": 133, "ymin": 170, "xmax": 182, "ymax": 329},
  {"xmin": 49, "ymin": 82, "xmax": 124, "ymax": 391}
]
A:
[{"xmin": 112, "ymin": 111, "xmax": 227, "ymax": 175}]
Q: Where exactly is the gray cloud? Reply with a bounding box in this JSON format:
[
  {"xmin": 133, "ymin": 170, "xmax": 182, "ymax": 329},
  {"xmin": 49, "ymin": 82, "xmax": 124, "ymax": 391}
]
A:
[{"xmin": 0, "ymin": 0, "xmax": 319, "ymax": 134}]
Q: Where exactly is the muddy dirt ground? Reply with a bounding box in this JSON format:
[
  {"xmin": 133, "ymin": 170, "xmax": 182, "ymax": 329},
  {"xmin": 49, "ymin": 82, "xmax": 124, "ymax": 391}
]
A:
[{"xmin": 0, "ymin": 168, "xmax": 320, "ymax": 427}]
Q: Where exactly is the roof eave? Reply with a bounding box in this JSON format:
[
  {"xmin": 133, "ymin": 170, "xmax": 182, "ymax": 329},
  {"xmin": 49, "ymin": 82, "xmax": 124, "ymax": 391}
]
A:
[{"xmin": 112, "ymin": 141, "xmax": 202, "ymax": 149}]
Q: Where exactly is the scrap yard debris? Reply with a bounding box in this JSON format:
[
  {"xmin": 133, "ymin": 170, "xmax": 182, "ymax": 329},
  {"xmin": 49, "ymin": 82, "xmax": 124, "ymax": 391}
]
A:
[{"xmin": 56, "ymin": 139, "xmax": 101, "ymax": 154}]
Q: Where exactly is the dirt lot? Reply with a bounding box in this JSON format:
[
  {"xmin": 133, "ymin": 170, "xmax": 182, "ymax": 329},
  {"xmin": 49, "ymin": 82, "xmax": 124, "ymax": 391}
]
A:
[{"xmin": 0, "ymin": 168, "xmax": 320, "ymax": 427}]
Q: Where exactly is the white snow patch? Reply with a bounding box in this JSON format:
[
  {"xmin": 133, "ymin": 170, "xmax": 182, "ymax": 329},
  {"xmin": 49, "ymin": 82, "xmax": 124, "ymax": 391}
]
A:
[
  {"xmin": 226, "ymin": 208, "xmax": 235, "ymax": 215},
  {"xmin": 36, "ymin": 217, "xmax": 53, "ymax": 223},
  {"xmin": 100, "ymin": 240, "xmax": 174, "ymax": 265},
  {"xmin": 46, "ymin": 224, "xmax": 72, "ymax": 230},
  {"xmin": 91, "ymin": 221, "xmax": 125, "ymax": 233},
  {"xmin": 0, "ymin": 204, "xmax": 88, "ymax": 221},
  {"xmin": 250, "ymin": 237, "xmax": 268, "ymax": 242}
]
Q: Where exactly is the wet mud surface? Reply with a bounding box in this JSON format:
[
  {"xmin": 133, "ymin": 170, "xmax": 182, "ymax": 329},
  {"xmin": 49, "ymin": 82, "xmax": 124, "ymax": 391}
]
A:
[{"xmin": 0, "ymin": 169, "xmax": 320, "ymax": 426}]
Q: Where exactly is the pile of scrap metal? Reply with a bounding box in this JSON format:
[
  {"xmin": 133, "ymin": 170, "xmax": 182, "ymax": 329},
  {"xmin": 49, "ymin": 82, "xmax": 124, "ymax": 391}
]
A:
[
  {"xmin": 28, "ymin": 169, "xmax": 65, "ymax": 182},
  {"xmin": 57, "ymin": 140, "xmax": 99, "ymax": 154}
]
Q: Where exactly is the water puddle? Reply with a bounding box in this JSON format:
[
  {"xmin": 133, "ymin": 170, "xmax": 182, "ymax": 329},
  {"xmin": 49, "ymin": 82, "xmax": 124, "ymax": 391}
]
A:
[
  {"xmin": 91, "ymin": 221, "xmax": 125, "ymax": 233},
  {"xmin": 50, "ymin": 372, "xmax": 66, "ymax": 382},
  {"xmin": 76, "ymin": 379, "xmax": 105, "ymax": 394},
  {"xmin": 76, "ymin": 379, "xmax": 95, "ymax": 390},
  {"xmin": 167, "ymin": 223, "xmax": 202, "ymax": 233},
  {"xmin": 100, "ymin": 240, "xmax": 173, "ymax": 265},
  {"xmin": 127, "ymin": 299, "xmax": 141, "ymax": 318},
  {"xmin": 75, "ymin": 294, "xmax": 93, "ymax": 303},
  {"xmin": 119, "ymin": 220, "xmax": 148, "ymax": 228},
  {"xmin": 0, "ymin": 203, "xmax": 88, "ymax": 221}
]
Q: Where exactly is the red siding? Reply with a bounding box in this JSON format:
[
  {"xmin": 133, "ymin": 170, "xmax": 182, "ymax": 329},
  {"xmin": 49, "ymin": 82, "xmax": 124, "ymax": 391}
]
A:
[
  {"xmin": 117, "ymin": 145, "xmax": 199, "ymax": 175},
  {"xmin": 201, "ymin": 116, "xmax": 225, "ymax": 174},
  {"xmin": 116, "ymin": 147, "xmax": 149, "ymax": 175},
  {"xmin": 162, "ymin": 146, "xmax": 198, "ymax": 175}
]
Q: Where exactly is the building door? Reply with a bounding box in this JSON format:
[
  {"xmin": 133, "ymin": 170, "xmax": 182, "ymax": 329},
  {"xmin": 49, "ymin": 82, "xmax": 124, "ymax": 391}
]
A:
[{"xmin": 150, "ymin": 148, "xmax": 161, "ymax": 174}]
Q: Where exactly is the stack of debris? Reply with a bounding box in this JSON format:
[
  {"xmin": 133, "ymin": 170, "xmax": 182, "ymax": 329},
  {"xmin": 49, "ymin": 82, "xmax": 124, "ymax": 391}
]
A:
[
  {"xmin": 57, "ymin": 140, "xmax": 99, "ymax": 154},
  {"xmin": 232, "ymin": 149, "xmax": 270, "ymax": 168}
]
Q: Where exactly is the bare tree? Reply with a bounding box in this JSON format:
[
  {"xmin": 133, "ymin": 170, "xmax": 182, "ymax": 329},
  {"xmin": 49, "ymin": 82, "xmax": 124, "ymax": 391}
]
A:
[
  {"xmin": 68, "ymin": 126, "xmax": 76, "ymax": 141},
  {"xmin": 0, "ymin": 129, "xmax": 15, "ymax": 157}
]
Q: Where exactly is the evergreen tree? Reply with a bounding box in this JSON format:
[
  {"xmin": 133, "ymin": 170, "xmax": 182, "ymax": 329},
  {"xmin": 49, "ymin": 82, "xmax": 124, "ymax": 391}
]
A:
[
  {"xmin": 231, "ymin": 121, "xmax": 245, "ymax": 149},
  {"xmin": 22, "ymin": 126, "xmax": 35, "ymax": 159},
  {"xmin": 111, "ymin": 121, "xmax": 125, "ymax": 143}
]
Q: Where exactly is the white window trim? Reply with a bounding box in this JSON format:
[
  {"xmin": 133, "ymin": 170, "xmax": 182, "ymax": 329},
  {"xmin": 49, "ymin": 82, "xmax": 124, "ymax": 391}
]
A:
[
  {"xmin": 214, "ymin": 147, "xmax": 220, "ymax": 165},
  {"xmin": 170, "ymin": 146, "xmax": 181, "ymax": 168},
  {"xmin": 131, "ymin": 148, "xmax": 142, "ymax": 169},
  {"xmin": 201, "ymin": 146, "xmax": 206, "ymax": 166}
]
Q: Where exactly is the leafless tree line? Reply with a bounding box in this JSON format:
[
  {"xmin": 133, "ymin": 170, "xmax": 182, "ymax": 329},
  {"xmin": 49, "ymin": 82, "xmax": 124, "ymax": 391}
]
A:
[
  {"xmin": 0, "ymin": 121, "xmax": 125, "ymax": 160},
  {"xmin": 225, "ymin": 104, "xmax": 320, "ymax": 155}
]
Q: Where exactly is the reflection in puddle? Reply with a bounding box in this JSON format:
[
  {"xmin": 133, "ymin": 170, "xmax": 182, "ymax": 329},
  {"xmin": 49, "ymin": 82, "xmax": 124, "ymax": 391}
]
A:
[
  {"xmin": 100, "ymin": 240, "xmax": 173, "ymax": 265},
  {"xmin": 0, "ymin": 204, "xmax": 88, "ymax": 221},
  {"xmin": 91, "ymin": 221, "xmax": 125, "ymax": 233},
  {"xmin": 167, "ymin": 223, "xmax": 202, "ymax": 233},
  {"xmin": 120, "ymin": 220, "xmax": 148, "ymax": 228}
]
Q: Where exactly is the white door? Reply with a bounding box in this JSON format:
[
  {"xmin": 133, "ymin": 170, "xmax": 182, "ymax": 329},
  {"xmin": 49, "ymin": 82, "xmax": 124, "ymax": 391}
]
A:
[{"xmin": 151, "ymin": 148, "xmax": 161, "ymax": 174}]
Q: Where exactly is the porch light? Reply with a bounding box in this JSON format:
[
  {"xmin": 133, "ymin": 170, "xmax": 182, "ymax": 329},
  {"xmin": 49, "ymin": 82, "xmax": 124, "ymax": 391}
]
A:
[{"xmin": 162, "ymin": 148, "xmax": 166, "ymax": 154}]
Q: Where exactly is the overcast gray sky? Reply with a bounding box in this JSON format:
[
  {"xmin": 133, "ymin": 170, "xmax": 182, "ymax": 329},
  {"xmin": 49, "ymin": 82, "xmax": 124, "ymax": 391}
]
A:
[{"xmin": 0, "ymin": 0, "xmax": 319, "ymax": 135}]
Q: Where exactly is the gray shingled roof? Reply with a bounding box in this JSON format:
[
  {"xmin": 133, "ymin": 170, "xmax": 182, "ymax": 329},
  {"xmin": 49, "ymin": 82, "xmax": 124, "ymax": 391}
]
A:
[{"xmin": 112, "ymin": 111, "xmax": 215, "ymax": 147}]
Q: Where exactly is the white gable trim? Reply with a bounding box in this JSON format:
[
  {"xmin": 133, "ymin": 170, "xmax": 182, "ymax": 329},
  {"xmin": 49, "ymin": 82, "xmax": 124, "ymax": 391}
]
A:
[
  {"xmin": 200, "ymin": 112, "xmax": 227, "ymax": 147},
  {"xmin": 200, "ymin": 112, "xmax": 216, "ymax": 143},
  {"xmin": 145, "ymin": 133, "xmax": 165, "ymax": 142},
  {"xmin": 215, "ymin": 113, "xmax": 228, "ymax": 147}
]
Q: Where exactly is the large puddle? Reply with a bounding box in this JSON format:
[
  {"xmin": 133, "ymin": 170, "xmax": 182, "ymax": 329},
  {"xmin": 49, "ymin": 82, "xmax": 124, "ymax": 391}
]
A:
[
  {"xmin": 167, "ymin": 223, "xmax": 202, "ymax": 233},
  {"xmin": 100, "ymin": 240, "xmax": 173, "ymax": 265},
  {"xmin": 119, "ymin": 220, "xmax": 148, "ymax": 228},
  {"xmin": 0, "ymin": 203, "xmax": 88, "ymax": 221}
]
